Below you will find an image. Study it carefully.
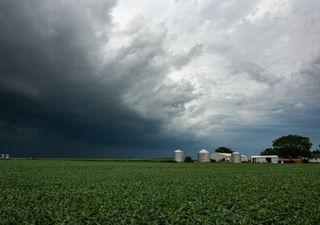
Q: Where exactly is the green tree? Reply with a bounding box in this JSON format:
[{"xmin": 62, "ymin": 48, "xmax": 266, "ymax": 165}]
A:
[
  {"xmin": 184, "ymin": 156, "xmax": 193, "ymax": 163},
  {"xmin": 215, "ymin": 147, "xmax": 233, "ymax": 153},
  {"xmin": 311, "ymin": 150, "xmax": 320, "ymax": 154},
  {"xmin": 311, "ymin": 150, "xmax": 320, "ymax": 158},
  {"xmin": 260, "ymin": 148, "xmax": 277, "ymax": 155},
  {"xmin": 272, "ymin": 135, "xmax": 312, "ymax": 158}
]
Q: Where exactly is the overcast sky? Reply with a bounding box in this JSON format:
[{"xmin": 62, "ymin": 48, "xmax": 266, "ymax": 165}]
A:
[{"xmin": 0, "ymin": 0, "xmax": 319, "ymax": 158}]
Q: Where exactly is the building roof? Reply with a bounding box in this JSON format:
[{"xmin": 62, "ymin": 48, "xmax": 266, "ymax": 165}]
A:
[
  {"xmin": 251, "ymin": 155, "xmax": 278, "ymax": 158},
  {"xmin": 174, "ymin": 149, "xmax": 183, "ymax": 153},
  {"xmin": 212, "ymin": 152, "xmax": 231, "ymax": 157},
  {"xmin": 198, "ymin": 149, "xmax": 209, "ymax": 153}
]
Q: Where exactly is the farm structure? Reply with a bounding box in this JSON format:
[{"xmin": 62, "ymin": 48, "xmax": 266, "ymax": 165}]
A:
[
  {"xmin": 173, "ymin": 149, "xmax": 184, "ymax": 163},
  {"xmin": 1, "ymin": 154, "xmax": 9, "ymax": 159},
  {"xmin": 279, "ymin": 158, "xmax": 304, "ymax": 163},
  {"xmin": 197, "ymin": 149, "xmax": 210, "ymax": 163},
  {"xmin": 231, "ymin": 152, "xmax": 241, "ymax": 163},
  {"xmin": 210, "ymin": 152, "xmax": 248, "ymax": 162},
  {"xmin": 251, "ymin": 155, "xmax": 278, "ymax": 163},
  {"xmin": 309, "ymin": 152, "xmax": 320, "ymax": 163},
  {"xmin": 309, "ymin": 158, "xmax": 320, "ymax": 163}
]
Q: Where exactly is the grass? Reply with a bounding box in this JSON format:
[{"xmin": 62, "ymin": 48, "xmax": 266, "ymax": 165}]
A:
[{"xmin": 0, "ymin": 160, "xmax": 319, "ymax": 224}]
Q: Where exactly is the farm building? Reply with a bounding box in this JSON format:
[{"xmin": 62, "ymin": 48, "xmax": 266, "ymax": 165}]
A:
[
  {"xmin": 173, "ymin": 149, "xmax": 184, "ymax": 162},
  {"xmin": 251, "ymin": 155, "xmax": 278, "ymax": 163},
  {"xmin": 309, "ymin": 158, "xmax": 320, "ymax": 163},
  {"xmin": 197, "ymin": 149, "xmax": 210, "ymax": 163},
  {"xmin": 231, "ymin": 152, "xmax": 241, "ymax": 163},
  {"xmin": 278, "ymin": 158, "xmax": 304, "ymax": 163},
  {"xmin": 309, "ymin": 152, "xmax": 320, "ymax": 163},
  {"xmin": 1, "ymin": 154, "xmax": 9, "ymax": 159},
  {"xmin": 210, "ymin": 152, "xmax": 248, "ymax": 162}
]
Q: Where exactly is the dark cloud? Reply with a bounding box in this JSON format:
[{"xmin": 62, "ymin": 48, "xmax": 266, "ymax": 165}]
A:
[{"xmin": 0, "ymin": 0, "xmax": 198, "ymax": 157}]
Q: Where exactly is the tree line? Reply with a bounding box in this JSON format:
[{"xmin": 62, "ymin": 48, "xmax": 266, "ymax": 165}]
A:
[
  {"xmin": 261, "ymin": 134, "xmax": 314, "ymax": 158},
  {"xmin": 215, "ymin": 134, "xmax": 318, "ymax": 158}
]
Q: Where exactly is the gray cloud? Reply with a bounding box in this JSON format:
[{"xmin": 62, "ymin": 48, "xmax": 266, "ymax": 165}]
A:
[
  {"xmin": 0, "ymin": 0, "xmax": 320, "ymax": 157},
  {"xmin": 0, "ymin": 0, "xmax": 200, "ymax": 157}
]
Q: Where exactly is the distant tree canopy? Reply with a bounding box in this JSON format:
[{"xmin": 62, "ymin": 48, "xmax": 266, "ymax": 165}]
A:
[
  {"xmin": 311, "ymin": 150, "xmax": 320, "ymax": 159},
  {"xmin": 311, "ymin": 150, "xmax": 320, "ymax": 154},
  {"xmin": 260, "ymin": 148, "xmax": 277, "ymax": 155},
  {"xmin": 261, "ymin": 135, "xmax": 312, "ymax": 158},
  {"xmin": 215, "ymin": 147, "xmax": 233, "ymax": 153},
  {"xmin": 184, "ymin": 156, "xmax": 193, "ymax": 163}
]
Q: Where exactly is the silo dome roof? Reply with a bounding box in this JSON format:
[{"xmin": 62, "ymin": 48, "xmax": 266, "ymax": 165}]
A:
[
  {"xmin": 232, "ymin": 151, "xmax": 240, "ymax": 154},
  {"xmin": 198, "ymin": 149, "xmax": 209, "ymax": 153},
  {"xmin": 174, "ymin": 149, "xmax": 183, "ymax": 152}
]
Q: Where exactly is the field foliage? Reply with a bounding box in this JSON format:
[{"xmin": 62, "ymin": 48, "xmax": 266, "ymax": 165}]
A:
[{"xmin": 0, "ymin": 160, "xmax": 319, "ymax": 224}]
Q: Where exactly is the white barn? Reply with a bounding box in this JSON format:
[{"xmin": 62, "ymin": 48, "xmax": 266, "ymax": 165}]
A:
[
  {"xmin": 251, "ymin": 155, "xmax": 278, "ymax": 163},
  {"xmin": 211, "ymin": 152, "xmax": 248, "ymax": 162}
]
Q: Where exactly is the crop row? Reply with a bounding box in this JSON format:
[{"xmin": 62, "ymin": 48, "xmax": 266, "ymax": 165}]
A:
[{"xmin": 0, "ymin": 160, "xmax": 319, "ymax": 224}]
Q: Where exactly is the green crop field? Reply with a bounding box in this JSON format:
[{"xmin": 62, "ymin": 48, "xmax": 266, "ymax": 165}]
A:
[{"xmin": 0, "ymin": 160, "xmax": 319, "ymax": 225}]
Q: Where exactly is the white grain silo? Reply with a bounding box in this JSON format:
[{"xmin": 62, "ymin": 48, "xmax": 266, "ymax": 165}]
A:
[
  {"xmin": 1, "ymin": 154, "xmax": 4, "ymax": 159},
  {"xmin": 174, "ymin": 149, "xmax": 184, "ymax": 162},
  {"xmin": 5, "ymin": 154, "xmax": 9, "ymax": 159},
  {"xmin": 231, "ymin": 152, "xmax": 241, "ymax": 163},
  {"xmin": 198, "ymin": 149, "xmax": 210, "ymax": 163}
]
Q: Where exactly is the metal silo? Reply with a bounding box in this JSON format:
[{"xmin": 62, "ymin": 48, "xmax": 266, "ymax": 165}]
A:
[
  {"xmin": 174, "ymin": 149, "xmax": 184, "ymax": 162},
  {"xmin": 198, "ymin": 149, "xmax": 210, "ymax": 163},
  {"xmin": 231, "ymin": 152, "xmax": 241, "ymax": 163}
]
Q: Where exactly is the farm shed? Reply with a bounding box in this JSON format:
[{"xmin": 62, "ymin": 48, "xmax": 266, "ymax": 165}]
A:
[
  {"xmin": 251, "ymin": 155, "xmax": 278, "ymax": 163},
  {"xmin": 197, "ymin": 149, "xmax": 210, "ymax": 163},
  {"xmin": 279, "ymin": 158, "xmax": 303, "ymax": 163},
  {"xmin": 310, "ymin": 152, "xmax": 320, "ymax": 162},
  {"xmin": 231, "ymin": 152, "xmax": 241, "ymax": 163},
  {"xmin": 309, "ymin": 158, "xmax": 320, "ymax": 163},
  {"xmin": 210, "ymin": 152, "xmax": 231, "ymax": 162},
  {"xmin": 173, "ymin": 149, "xmax": 184, "ymax": 163},
  {"xmin": 210, "ymin": 152, "xmax": 248, "ymax": 162}
]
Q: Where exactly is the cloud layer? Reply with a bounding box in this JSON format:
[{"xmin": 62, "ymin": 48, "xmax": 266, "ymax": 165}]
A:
[{"xmin": 0, "ymin": 0, "xmax": 319, "ymax": 157}]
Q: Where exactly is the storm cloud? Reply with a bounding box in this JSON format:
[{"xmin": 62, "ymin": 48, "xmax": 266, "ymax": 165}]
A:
[{"xmin": 0, "ymin": 0, "xmax": 319, "ymax": 157}]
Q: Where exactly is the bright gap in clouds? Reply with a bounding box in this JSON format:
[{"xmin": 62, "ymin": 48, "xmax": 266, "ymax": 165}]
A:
[{"xmin": 107, "ymin": 0, "xmax": 320, "ymax": 154}]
